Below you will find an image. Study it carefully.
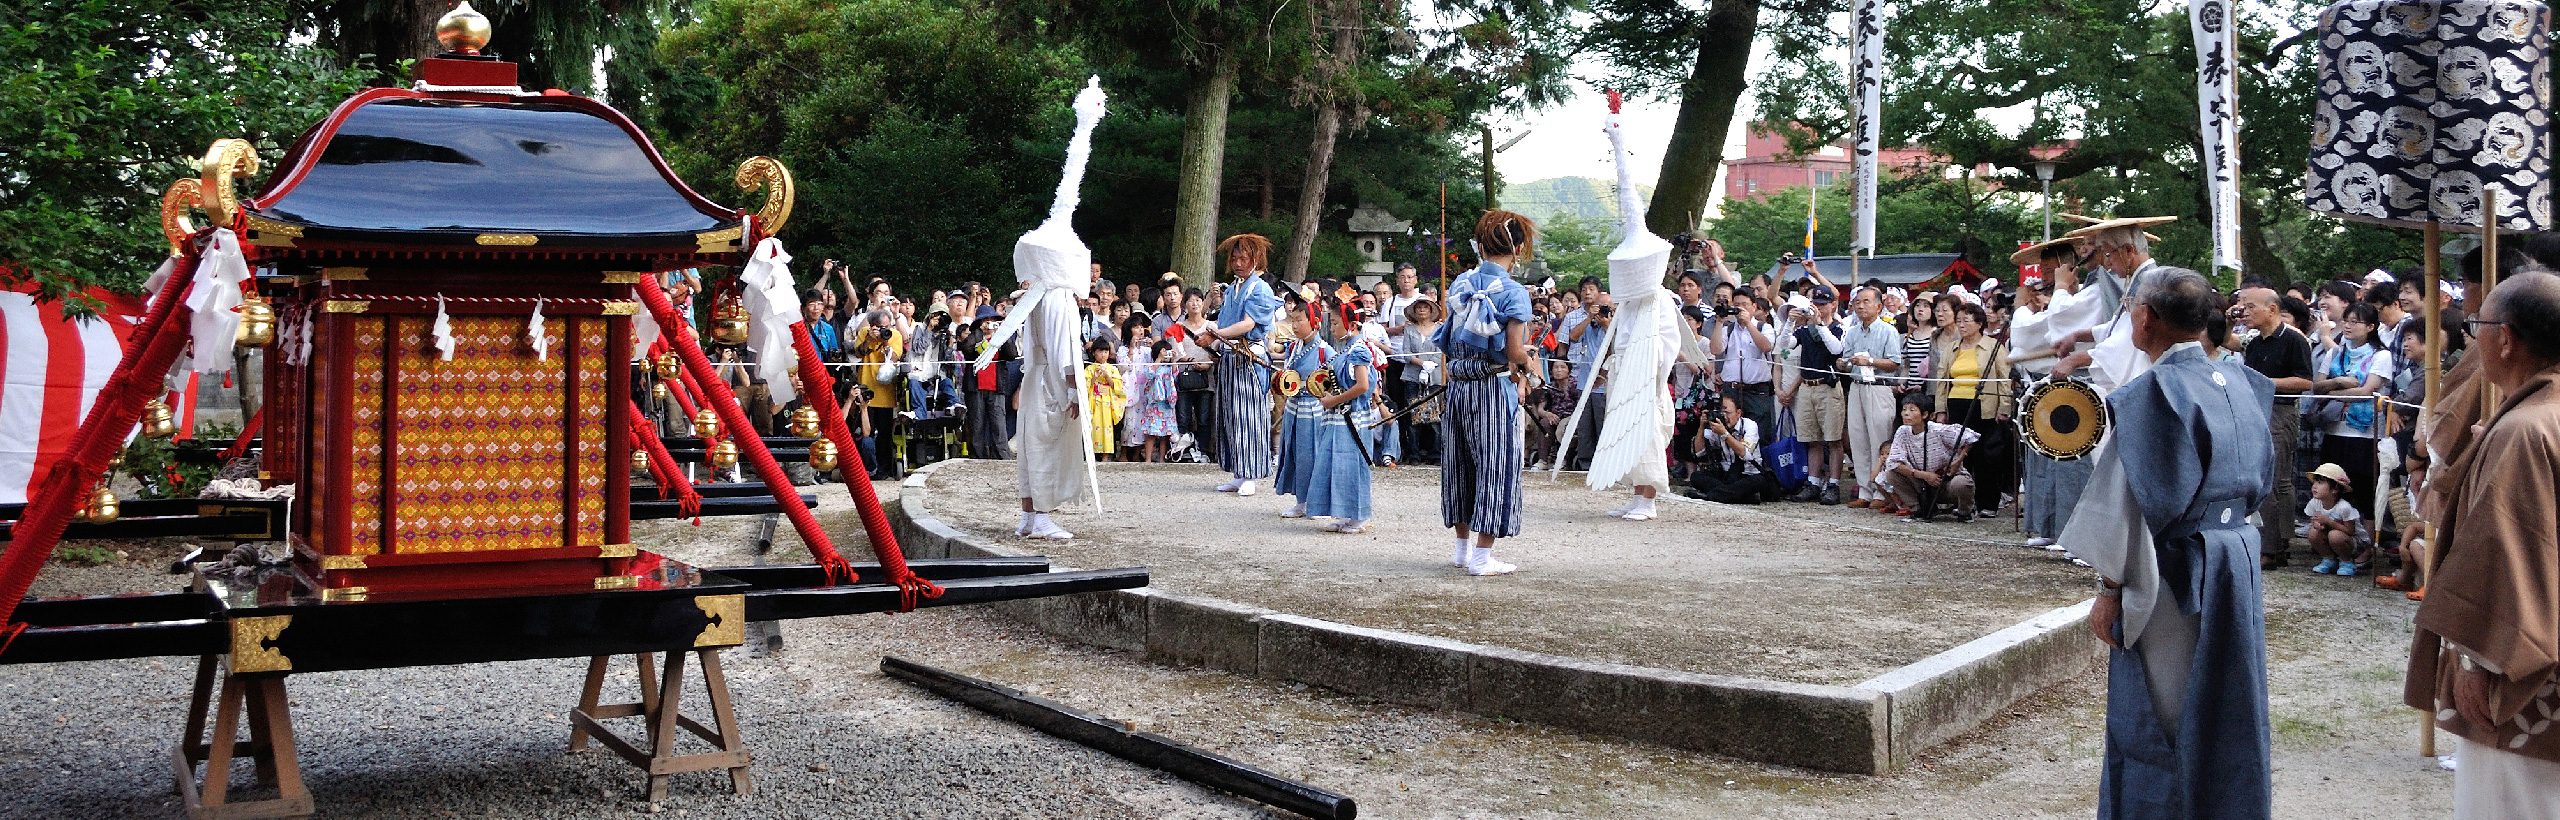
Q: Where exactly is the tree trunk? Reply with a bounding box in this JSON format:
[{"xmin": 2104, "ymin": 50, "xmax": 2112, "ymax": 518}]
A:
[
  {"xmin": 1172, "ymin": 52, "xmax": 1240, "ymax": 289},
  {"xmin": 1260, "ymin": 164, "xmax": 1276, "ymax": 221},
  {"xmin": 1646, "ymin": 0, "xmax": 1763, "ymax": 239},
  {"xmin": 1481, "ymin": 127, "xmax": 1499, "ymax": 210},
  {"xmin": 1281, "ymin": 100, "xmax": 1347, "ymax": 284},
  {"xmin": 2239, "ymin": 188, "xmax": 2285, "ymax": 287}
]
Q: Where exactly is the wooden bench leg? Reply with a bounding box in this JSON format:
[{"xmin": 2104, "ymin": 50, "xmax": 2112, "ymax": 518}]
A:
[
  {"xmin": 174, "ymin": 666, "xmax": 312, "ymax": 820},
  {"xmin": 647, "ymin": 650, "xmax": 687, "ymax": 804},
  {"xmin": 566, "ymin": 650, "xmax": 753, "ymax": 803},
  {"xmin": 570, "ymin": 656, "xmax": 609, "ymax": 752}
]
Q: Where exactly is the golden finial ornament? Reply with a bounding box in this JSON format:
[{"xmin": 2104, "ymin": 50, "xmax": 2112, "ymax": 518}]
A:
[
  {"xmin": 690, "ymin": 408, "xmax": 723, "ymax": 441},
  {"xmin": 196, "ymin": 139, "xmax": 260, "ymax": 228},
  {"xmin": 142, "ymin": 399, "xmax": 178, "ymax": 439},
  {"xmin": 83, "ymin": 482, "xmax": 120, "ymax": 523},
  {"xmin": 632, "ymin": 448, "xmax": 653, "ymax": 474},
  {"xmin": 653, "ymin": 351, "xmax": 682, "ymax": 380},
  {"xmin": 160, "ymin": 178, "xmax": 203, "ymax": 256},
  {"xmin": 788, "ymin": 406, "xmax": 823, "ymax": 438},
  {"xmin": 806, "ymin": 438, "xmax": 838, "ymax": 472},
  {"xmin": 710, "ymin": 296, "xmax": 751, "ymax": 346},
  {"xmin": 735, "ymin": 157, "xmax": 796, "ymax": 236},
  {"xmin": 649, "ymin": 381, "xmax": 671, "ymax": 402},
  {"xmin": 235, "ymin": 291, "xmax": 276, "ymax": 347},
  {"xmin": 435, "ymin": 2, "xmax": 493, "ymax": 55},
  {"xmin": 709, "ymin": 440, "xmax": 740, "ymax": 469}
]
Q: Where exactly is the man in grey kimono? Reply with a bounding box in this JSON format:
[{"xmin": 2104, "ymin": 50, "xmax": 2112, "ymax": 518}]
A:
[{"xmin": 2065, "ymin": 267, "xmax": 2273, "ymax": 820}]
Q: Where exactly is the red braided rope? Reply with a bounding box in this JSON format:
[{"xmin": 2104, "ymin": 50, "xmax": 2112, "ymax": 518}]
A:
[
  {"xmin": 219, "ymin": 404, "xmax": 264, "ymax": 462},
  {"xmin": 0, "ymin": 260, "xmax": 202, "ymax": 628},
  {"xmin": 631, "ymin": 277, "xmax": 857, "ymax": 587},
  {"xmin": 789, "ymin": 321, "xmax": 940, "ymax": 608},
  {"xmin": 627, "ymin": 405, "xmax": 702, "ymax": 522}
]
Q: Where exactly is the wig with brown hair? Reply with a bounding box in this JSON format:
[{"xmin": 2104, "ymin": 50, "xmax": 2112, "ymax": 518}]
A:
[
  {"xmin": 1474, "ymin": 209, "xmax": 1540, "ymax": 260},
  {"xmin": 1216, "ymin": 234, "xmax": 1273, "ymax": 277}
]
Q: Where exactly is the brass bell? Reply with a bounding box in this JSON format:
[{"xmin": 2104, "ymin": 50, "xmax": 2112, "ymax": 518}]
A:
[
  {"xmin": 709, "ymin": 440, "xmax": 740, "ymax": 469},
  {"xmin": 788, "ymin": 406, "xmax": 823, "ymax": 438},
  {"xmin": 807, "ymin": 438, "xmax": 838, "ymax": 471},
  {"xmin": 235, "ymin": 292, "xmax": 276, "ymax": 348},
  {"xmin": 649, "ymin": 381, "xmax": 671, "ymax": 402},
  {"xmin": 83, "ymin": 483, "xmax": 119, "ymax": 524},
  {"xmin": 710, "ymin": 297, "xmax": 751, "ymax": 346},
  {"xmin": 142, "ymin": 399, "xmax": 178, "ymax": 439},
  {"xmin": 632, "ymin": 448, "xmax": 653, "ymax": 474},
  {"xmin": 690, "ymin": 408, "xmax": 723, "ymax": 441},
  {"xmin": 653, "ymin": 351, "xmax": 681, "ymax": 380}
]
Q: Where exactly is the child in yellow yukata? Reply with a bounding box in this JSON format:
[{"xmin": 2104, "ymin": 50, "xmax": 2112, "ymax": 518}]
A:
[{"xmin": 1084, "ymin": 339, "xmax": 1129, "ymax": 457}]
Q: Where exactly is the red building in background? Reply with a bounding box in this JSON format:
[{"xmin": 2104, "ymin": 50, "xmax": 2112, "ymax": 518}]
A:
[{"xmin": 1722, "ymin": 124, "xmax": 1951, "ymax": 202}]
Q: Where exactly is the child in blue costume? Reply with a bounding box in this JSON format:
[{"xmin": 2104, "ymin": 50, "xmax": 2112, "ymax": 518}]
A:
[
  {"xmin": 1299, "ymin": 295, "xmax": 1381, "ymax": 532},
  {"xmin": 1272, "ymin": 304, "xmax": 1319, "ymax": 513}
]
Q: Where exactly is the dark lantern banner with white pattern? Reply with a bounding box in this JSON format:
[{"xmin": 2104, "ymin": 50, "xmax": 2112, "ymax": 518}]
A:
[
  {"xmin": 2194, "ymin": 0, "xmax": 2241, "ymax": 271},
  {"xmin": 2306, "ymin": 0, "xmax": 2554, "ymax": 232},
  {"xmin": 1850, "ymin": 0, "xmax": 1882, "ymax": 252}
]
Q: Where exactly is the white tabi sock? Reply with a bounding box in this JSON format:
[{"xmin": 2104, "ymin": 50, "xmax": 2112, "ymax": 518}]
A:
[{"xmin": 1452, "ymin": 537, "xmax": 1470, "ymax": 568}]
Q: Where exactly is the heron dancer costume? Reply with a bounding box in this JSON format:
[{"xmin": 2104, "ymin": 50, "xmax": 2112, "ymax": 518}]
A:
[
  {"xmin": 2065, "ymin": 338, "xmax": 2276, "ymax": 820},
  {"xmin": 976, "ymin": 77, "xmax": 1109, "ymax": 540},
  {"xmin": 1561, "ymin": 91, "xmax": 1693, "ymax": 522}
]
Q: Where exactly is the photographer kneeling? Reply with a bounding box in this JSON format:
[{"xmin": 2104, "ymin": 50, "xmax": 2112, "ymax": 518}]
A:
[{"xmin": 1684, "ymin": 394, "xmax": 1776, "ymax": 504}]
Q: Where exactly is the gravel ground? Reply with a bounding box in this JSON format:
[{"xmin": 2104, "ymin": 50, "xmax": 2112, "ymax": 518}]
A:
[
  {"xmin": 925, "ymin": 460, "xmax": 2092, "ymax": 684},
  {"xmin": 0, "ymin": 475, "xmax": 2452, "ymax": 819}
]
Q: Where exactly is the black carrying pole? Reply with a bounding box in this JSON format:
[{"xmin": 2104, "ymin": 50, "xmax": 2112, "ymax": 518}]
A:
[{"xmin": 881, "ymin": 656, "xmax": 1356, "ymax": 820}]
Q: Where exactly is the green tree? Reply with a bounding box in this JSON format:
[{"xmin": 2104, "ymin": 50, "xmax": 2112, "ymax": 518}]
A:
[
  {"xmin": 1581, "ymin": 0, "xmax": 1829, "ymax": 239},
  {"xmin": 651, "ymin": 0, "xmax": 1080, "ymax": 292},
  {"xmin": 0, "ymin": 1, "xmax": 368, "ymax": 304},
  {"xmin": 1538, "ymin": 212, "xmax": 1613, "ymax": 280},
  {"xmin": 1709, "ymin": 173, "xmax": 2035, "ymax": 275}
]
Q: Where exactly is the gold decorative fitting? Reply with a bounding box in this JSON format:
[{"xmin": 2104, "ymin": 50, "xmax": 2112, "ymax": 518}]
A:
[
  {"xmin": 709, "ymin": 440, "xmax": 740, "ymax": 469},
  {"xmin": 653, "ymin": 352, "xmax": 682, "ymax": 380},
  {"xmin": 788, "ymin": 406, "xmax": 823, "ymax": 438},
  {"xmin": 691, "ymin": 408, "xmax": 723, "ymax": 441},
  {"xmin": 475, "ymin": 234, "xmax": 538, "ymax": 246},
  {"xmin": 435, "ymin": 1, "xmax": 493, "ymax": 54},
  {"xmin": 807, "ymin": 438, "xmax": 839, "ymax": 472},
  {"xmin": 602, "ymin": 271, "xmax": 646, "ymax": 284},
  {"xmin": 600, "ymin": 301, "xmax": 639, "ymax": 316},
  {"xmin": 197, "ymin": 139, "xmax": 261, "ymax": 228},
  {"xmin": 161, "ymin": 178, "xmax": 203, "ymax": 256},
  {"xmin": 594, "ymin": 575, "xmax": 639, "ymax": 591},
  {"xmin": 242, "ymin": 215, "xmax": 303, "ymax": 248},
  {"xmin": 710, "ymin": 295, "xmax": 750, "ymax": 345},
  {"xmin": 81, "ymin": 483, "xmax": 119, "ymax": 524},
  {"xmin": 142, "ymin": 398, "xmax": 178, "ymax": 439},
  {"xmin": 321, "ymin": 267, "xmax": 370, "ymax": 281},
  {"xmin": 323, "ymin": 300, "xmax": 370, "ymax": 314},
  {"xmin": 694, "ymin": 226, "xmax": 743, "ymax": 255},
  {"xmin": 229, "ymin": 616, "xmax": 293, "ymax": 674},
  {"xmin": 597, "ymin": 543, "xmax": 638, "ymax": 558},
  {"xmin": 632, "ymin": 447, "xmax": 654, "ymax": 472},
  {"xmin": 320, "ymin": 587, "xmax": 369, "ymax": 603},
  {"xmin": 694, "ymin": 595, "xmax": 747, "ymax": 647},
  {"xmin": 318, "ymin": 554, "xmax": 368, "ymax": 570},
  {"xmin": 236, "ymin": 292, "xmax": 276, "ymax": 348},
  {"xmin": 649, "ymin": 381, "xmax": 671, "ymax": 402},
  {"xmin": 734, "ymin": 156, "xmax": 796, "ymax": 237}
]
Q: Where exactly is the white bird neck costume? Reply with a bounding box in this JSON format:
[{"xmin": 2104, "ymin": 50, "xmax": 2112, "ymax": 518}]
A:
[
  {"xmin": 979, "ymin": 78, "xmax": 1109, "ymax": 513},
  {"xmin": 1572, "ymin": 92, "xmax": 1693, "ymax": 493}
]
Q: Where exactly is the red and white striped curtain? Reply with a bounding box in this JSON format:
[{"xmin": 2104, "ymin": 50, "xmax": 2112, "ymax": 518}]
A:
[{"xmin": 0, "ymin": 285, "xmax": 150, "ymax": 503}]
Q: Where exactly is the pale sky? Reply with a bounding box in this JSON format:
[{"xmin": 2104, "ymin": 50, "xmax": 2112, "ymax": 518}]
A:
[{"xmin": 1489, "ymin": 77, "xmax": 1740, "ymax": 218}]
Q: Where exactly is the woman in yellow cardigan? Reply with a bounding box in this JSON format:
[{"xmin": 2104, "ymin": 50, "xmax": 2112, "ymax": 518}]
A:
[{"xmin": 1929, "ymin": 300, "xmax": 2013, "ymax": 515}]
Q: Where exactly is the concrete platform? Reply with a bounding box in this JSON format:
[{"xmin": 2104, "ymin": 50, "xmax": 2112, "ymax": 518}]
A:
[{"xmin": 892, "ymin": 460, "xmax": 2105, "ymax": 774}]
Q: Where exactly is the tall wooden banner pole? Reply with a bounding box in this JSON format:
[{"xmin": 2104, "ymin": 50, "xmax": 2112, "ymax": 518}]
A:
[{"xmin": 2419, "ymin": 218, "xmax": 2441, "ymax": 760}]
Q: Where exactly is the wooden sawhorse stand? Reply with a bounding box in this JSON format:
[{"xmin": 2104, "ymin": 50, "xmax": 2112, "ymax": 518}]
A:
[
  {"xmin": 173, "ymin": 655, "xmax": 312, "ymax": 820},
  {"xmin": 569, "ymin": 648, "xmax": 752, "ymax": 802}
]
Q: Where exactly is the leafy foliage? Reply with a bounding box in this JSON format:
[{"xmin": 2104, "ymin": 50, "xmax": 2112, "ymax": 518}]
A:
[
  {"xmin": 0, "ymin": 2, "xmax": 367, "ymax": 303},
  {"xmin": 117, "ymin": 420, "xmax": 238, "ymax": 500},
  {"xmin": 1710, "ymin": 174, "xmax": 2036, "ymax": 275}
]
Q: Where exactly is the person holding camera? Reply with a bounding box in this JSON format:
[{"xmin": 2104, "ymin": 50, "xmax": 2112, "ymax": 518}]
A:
[
  {"xmin": 1704, "ymin": 287, "xmax": 1777, "ymax": 438},
  {"xmin": 1883, "ymin": 396, "xmax": 1979, "ymax": 521},
  {"xmin": 850, "ymin": 310, "xmax": 906, "ymax": 480},
  {"xmin": 1780, "ymin": 288, "xmax": 1850, "ymax": 504},
  {"xmin": 1684, "ymin": 394, "xmax": 1774, "ymax": 504}
]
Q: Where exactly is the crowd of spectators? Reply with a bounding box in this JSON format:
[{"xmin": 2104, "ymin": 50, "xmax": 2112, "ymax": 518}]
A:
[{"xmin": 659, "ymin": 231, "xmax": 2531, "ymax": 598}]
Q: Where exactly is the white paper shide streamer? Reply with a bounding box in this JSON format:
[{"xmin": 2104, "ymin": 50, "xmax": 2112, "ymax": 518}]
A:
[
  {"xmin": 185, "ymin": 229, "xmax": 251, "ymax": 374},
  {"xmin": 737, "ymin": 238, "xmax": 803, "ymax": 404},
  {"xmin": 430, "ymin": 293, "xmax": 456, "ymax": 361},
  {"xmin": 527, "ymin": 298, "xmax": 549, "ymax": 361},
  {"xmin": 2192, "ymin": 0, "xmax": 2241, "ymax": 272},
  {"xmin": 1850, "ymin": 0, "xmax": 1883, "ymax": 253}
]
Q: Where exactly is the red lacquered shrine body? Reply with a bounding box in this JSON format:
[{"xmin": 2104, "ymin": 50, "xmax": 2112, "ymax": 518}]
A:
[{"xmin": 241, "ymin": 55, "xmax": 753, "ymax": 598}]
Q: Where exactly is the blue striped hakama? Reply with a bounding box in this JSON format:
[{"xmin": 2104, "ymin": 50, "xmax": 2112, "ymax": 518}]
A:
[
  {"xmin": 1213, "ymin": 273, "xmax": 1283, "ymax": 481},
  {"xmin": 1432, "ymin": 261, "xmax": 1534, "ymax": 538},
  {"xmin": 1297, "ymin": 340, "xmax": 1378, "ymax": 520}
]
